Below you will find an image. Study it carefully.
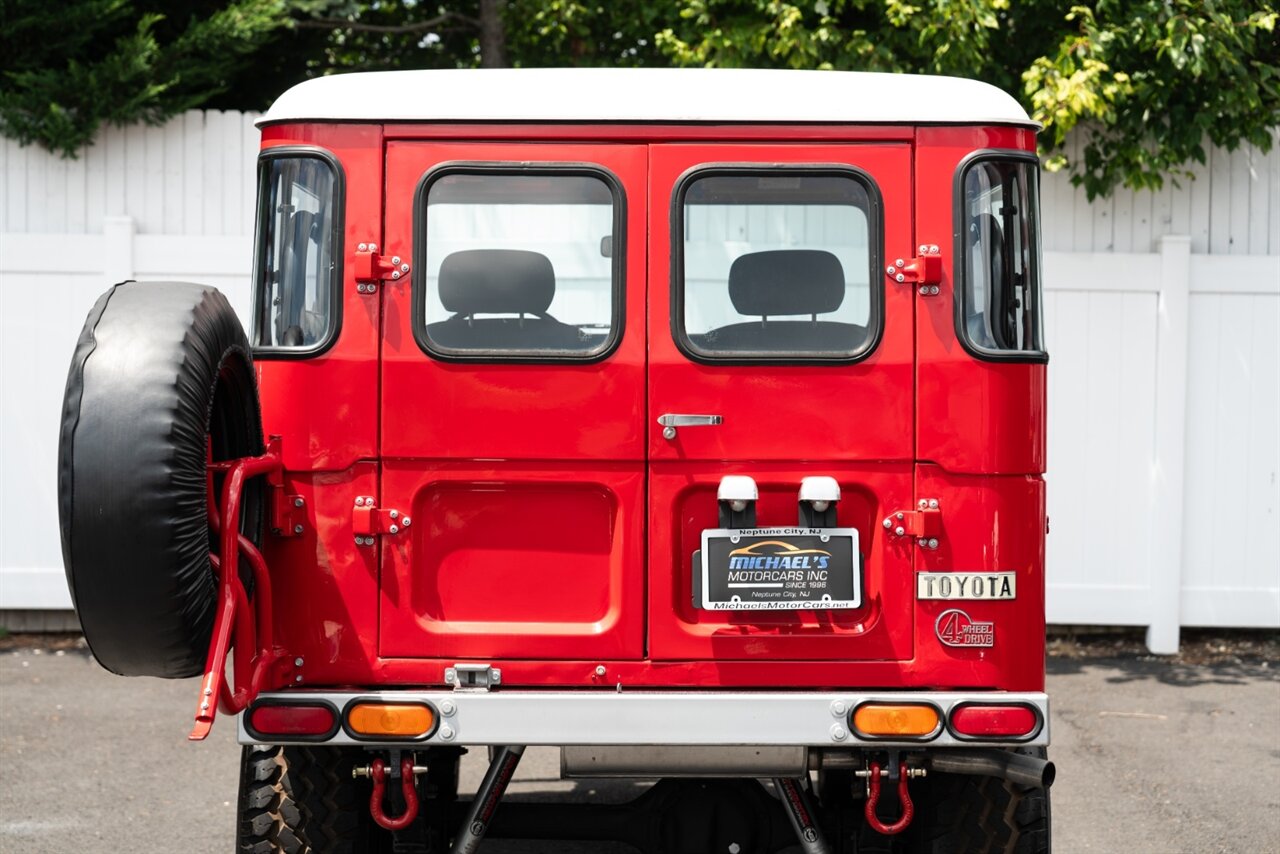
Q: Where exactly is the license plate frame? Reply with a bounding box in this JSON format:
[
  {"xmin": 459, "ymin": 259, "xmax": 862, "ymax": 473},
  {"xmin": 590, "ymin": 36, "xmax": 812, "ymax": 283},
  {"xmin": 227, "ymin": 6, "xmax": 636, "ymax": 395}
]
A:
[{"xmin": 694, "ymin": 527, "xmax": 862, "ymax": 611}]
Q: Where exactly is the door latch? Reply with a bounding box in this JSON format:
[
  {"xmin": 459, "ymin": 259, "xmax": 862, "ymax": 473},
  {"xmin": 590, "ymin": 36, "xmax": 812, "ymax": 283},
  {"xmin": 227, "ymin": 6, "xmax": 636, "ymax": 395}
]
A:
[
  {"xmin": 352, "ymin": 496, "xmax": 410, "ymax": 545},
  {"xmin": 353, "ymin": 242, "xmax": 410, "ymax": 294},
  {"xmin": 657, "ymin": 413, "xmax": 723, "ymax": 440},
  {"xmin": 886, "ymin": 244, "xmax": 942, "ymax": 294}
]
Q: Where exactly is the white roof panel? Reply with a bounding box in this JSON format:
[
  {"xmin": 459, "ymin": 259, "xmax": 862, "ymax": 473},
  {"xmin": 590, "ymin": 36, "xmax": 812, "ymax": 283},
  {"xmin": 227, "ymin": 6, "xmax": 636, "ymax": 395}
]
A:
[{"xmin": 259, "ymin": 68, "xmax": 1035, "ymax": 128}]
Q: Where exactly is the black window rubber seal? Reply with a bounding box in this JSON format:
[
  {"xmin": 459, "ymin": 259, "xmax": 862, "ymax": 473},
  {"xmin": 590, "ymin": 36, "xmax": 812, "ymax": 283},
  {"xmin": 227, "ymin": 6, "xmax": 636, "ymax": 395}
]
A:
[
  {"xmin": 669, "ymin": 163, "xmax": 885, "ymax": 367},
  {"xmin": 411, "ymin": 161, "xmax": 627, "ymax": 365},
  {"xmin": 952, "ymin": 148, "xmax": 1049, "ymax": 365},
  {"xmin": 251, "ymin": 145, "xmax": 346, "ymax": 361}
]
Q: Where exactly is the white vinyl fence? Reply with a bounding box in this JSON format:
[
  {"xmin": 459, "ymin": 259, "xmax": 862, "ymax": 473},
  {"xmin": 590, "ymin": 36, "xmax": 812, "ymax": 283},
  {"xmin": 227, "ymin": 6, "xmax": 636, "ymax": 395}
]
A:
[{"xmin": 1, "ymin": 111, "xmax": 1277, "ymax": 650}]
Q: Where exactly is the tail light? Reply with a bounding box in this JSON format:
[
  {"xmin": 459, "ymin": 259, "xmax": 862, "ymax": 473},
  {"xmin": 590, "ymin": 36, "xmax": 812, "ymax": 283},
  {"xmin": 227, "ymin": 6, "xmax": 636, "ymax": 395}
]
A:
[
  {"xmin": 851, "ymin": 703, "xmax": 941, "ymax": 739},
  {"xmin": 345, "ymin": 701, "xmax": 438, "ymax": 740},
  {"xmin": 948, "ymin": 704, "xmax": 1040, "ymax": 739},
  {"xmin": 246, "ymin": 702, "xmax": 338, "ymax": 739}
]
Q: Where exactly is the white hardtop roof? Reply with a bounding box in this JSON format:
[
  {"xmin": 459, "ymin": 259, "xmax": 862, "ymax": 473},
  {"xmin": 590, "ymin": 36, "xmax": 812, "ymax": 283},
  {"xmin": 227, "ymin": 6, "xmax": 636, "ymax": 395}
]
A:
[{"xmin": 259, "ymin": 68, "xmax": 1035, "ymax": 128}]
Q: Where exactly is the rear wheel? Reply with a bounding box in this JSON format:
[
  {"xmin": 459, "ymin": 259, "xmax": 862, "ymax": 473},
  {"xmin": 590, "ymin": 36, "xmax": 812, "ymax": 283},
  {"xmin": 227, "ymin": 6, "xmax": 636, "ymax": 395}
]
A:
[{"xmin": 898, "ymin": 748, "xmax": 1051, "ymax": 854}]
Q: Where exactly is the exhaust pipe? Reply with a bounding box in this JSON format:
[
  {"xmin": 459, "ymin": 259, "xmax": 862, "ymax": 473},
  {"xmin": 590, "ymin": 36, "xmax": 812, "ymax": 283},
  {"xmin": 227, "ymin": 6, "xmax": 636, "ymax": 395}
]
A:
[{"xmin": 927, "ymin": 749, "xmax": 1055, "ymax": 789}]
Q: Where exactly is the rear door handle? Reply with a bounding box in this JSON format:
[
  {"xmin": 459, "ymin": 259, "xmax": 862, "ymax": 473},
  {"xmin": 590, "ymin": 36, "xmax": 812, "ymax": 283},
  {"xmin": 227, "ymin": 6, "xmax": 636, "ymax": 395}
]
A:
[{"xmin": 657, "ymin": 413, "xmax": 723, "ymax": 439}]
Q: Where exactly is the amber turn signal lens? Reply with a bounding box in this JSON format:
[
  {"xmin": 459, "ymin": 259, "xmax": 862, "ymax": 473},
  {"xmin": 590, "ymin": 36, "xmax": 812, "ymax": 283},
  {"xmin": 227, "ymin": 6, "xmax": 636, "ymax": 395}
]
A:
[
  {"xmin": 949, "ymin": 704, "xmax": 1039, "ymax": 738},
  {"xmin": 347, "ymin": 703, "xmax": 436, "ymax": 738},
  {"xmin": 852, "ymin": 704, "xmax": 940, "ymax": 738}
]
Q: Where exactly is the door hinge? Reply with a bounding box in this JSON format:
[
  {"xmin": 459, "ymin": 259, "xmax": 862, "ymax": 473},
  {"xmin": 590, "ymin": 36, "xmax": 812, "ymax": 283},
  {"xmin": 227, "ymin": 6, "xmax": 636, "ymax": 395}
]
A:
[
  {"xmin": 270, "ymin": 487, "xmax": 306, "ymax": 538},
  {"xmin": 886, "ymin": 244, "xmax": 942, "ymax": 294},
  {"xmin": 352, "ymin": 496, "xmax": 410, "ymax": 545},
  {"xmin": 883, "ymin": 499, "xmax": 942, "ymax": 548},
  {"xmin": 353, "ymin": 242, "xmax": 410, "ymax": 294}
]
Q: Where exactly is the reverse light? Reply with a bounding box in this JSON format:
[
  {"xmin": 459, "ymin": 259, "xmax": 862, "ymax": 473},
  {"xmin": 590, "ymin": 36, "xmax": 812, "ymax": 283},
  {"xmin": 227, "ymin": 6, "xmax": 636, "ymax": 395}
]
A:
[
  {"xmin": 247, "ymin": 703, "xmax": 338, "ymax": 738},
  {"xmin": 949, "ymin": 704, "xmax": 1040, "ymax": 739},
  {"xmin": 346, "ymin": 702, "xmax": 437, "ymax": 739},
  {"xmin": 852, "ymin": 703, "xmax": 941, "ymax": 739}
]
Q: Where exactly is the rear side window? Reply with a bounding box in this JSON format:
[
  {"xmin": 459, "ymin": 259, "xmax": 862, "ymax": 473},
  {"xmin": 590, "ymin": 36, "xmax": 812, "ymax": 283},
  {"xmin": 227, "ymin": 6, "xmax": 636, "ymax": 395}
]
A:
[
  {"xmin": 252, "ymin": 151, "xmax": 342, "ymax": 354},
  {"xmin": 415, "ymin": 167, "xmax": 623, "ymax": 361},
  {"xmin": 957, "ymin": 155, "xmax": 1045, "ymax": 359},
  {"xmin": 674, "ymin": 168, "xmax": 881, "ymax": 363}
]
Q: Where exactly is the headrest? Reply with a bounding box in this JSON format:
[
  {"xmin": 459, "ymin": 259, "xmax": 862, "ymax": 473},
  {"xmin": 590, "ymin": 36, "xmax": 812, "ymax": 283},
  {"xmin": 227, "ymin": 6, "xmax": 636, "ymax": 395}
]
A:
[
  {"xmin": 438, "ymin": 249, "xmax": 555, "ymax": 316},
  {"xmin": 728, "ymin": 250, "xmax": 845, "ymax": 317}
]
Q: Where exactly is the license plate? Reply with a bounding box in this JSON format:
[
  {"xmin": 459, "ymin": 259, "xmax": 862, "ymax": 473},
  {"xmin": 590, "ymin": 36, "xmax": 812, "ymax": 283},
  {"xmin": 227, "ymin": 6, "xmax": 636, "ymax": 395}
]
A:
[{"xmin": 694, "ymin": 527, "xmax": 861, "ymax": 611}]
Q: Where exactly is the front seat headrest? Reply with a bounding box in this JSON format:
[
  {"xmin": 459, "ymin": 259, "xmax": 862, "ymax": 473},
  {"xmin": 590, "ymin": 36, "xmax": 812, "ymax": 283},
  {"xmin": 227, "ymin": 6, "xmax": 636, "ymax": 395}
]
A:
[
  {"xmin": 438, "ymin": 249, "xmax": 556, "ymax": 316},
  {"xmin": 728, "ymin": 249, "xmax": 845, "ymax": 317}
]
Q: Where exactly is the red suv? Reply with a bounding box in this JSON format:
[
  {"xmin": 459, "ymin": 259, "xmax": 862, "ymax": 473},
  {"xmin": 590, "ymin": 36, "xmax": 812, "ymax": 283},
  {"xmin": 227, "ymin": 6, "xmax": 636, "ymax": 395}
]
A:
[{"xmin": 60, "ymin": 68, "xmax": 1052, "ymax": 853}]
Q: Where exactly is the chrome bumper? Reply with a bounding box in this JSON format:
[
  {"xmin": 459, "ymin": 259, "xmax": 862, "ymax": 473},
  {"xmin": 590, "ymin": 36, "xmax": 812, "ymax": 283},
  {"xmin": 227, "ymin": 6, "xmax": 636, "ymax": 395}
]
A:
[{"xmin": 238, "ymin": 690, "xmax": 1049, "ymax": 748}]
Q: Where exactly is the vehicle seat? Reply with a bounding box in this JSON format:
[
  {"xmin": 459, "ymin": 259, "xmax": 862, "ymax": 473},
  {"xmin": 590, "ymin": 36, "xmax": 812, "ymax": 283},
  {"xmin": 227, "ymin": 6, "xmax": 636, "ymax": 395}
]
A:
[
  {"xmin": 693, "ymin": 249, "xmax": 864, "ymax": 352},
  {"xmin": 426, "ymin": 249, "xmax": 586, "ymax": 352}
]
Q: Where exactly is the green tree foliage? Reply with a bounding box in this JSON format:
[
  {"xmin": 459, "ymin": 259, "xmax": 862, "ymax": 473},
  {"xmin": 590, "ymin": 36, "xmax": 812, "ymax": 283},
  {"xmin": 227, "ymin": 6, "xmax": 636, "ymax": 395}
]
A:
[{"xmin": 2, "ymin": 0, "xmax": 1276, "ymax": 198}]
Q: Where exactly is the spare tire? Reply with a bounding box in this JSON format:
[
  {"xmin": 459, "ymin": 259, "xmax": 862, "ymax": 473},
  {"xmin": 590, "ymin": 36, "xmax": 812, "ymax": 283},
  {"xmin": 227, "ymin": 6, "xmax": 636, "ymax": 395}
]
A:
[{"xmin": 59, "ymin": 281, "xmax": 264, "ymax": 678}]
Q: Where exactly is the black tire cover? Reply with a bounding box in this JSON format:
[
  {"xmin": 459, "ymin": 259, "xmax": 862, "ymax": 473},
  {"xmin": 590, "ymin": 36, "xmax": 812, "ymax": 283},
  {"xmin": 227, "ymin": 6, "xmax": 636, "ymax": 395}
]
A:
[{"xmin": 59, "ymin": 281, "xmax": 264, "ymax": 678}]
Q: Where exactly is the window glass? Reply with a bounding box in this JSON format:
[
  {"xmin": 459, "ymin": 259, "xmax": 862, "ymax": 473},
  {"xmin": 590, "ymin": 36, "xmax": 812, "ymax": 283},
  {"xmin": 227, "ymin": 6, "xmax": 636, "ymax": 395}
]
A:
[
  {"xmin": 960, "ymin": 159, "xmax": 1043, "ymax": 354},
  {"xmin": 422, "ymin": 172, "xmax": 619, "ymax": 358},
  {"xmin": 253, "ymin": 156, "xmax": 339, "ymax": 350},
  {"xmin": 678, "ymin": 172, "xmax": 875, "ymax": 359}
]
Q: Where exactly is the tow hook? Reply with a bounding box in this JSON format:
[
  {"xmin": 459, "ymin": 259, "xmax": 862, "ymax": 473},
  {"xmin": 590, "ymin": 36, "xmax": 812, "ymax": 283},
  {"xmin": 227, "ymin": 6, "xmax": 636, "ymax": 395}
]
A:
[
  {"xmin": 354, "ymin": 755, "xmax": 425, "ymax": 831},
  {"xmin": 857, "ymin": 760, "xmax": 926, "ymax": 836}
]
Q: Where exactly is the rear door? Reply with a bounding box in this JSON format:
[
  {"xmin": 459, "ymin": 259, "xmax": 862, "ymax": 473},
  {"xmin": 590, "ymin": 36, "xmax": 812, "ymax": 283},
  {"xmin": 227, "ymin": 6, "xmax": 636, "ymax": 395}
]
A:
[
  {"xmin": 379, "ymin": 142, "xmax": 647, "ymax": 660},
  {"xmin": 647, "ymin": 143, "xmax": 916, "ymax": 662}
]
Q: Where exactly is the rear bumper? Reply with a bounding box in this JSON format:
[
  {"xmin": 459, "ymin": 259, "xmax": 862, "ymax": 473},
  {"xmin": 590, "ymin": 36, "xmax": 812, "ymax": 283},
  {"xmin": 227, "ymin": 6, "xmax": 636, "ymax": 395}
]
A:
[{"xmin": 238, "ymin": 690, "xmax": 1049, "ymax": 748}]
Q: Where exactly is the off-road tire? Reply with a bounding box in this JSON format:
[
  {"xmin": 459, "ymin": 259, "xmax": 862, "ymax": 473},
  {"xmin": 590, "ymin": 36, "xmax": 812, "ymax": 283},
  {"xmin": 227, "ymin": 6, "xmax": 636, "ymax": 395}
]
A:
[
  {"xmin": 236, "ymin": 745, "xmax": 387, "ymax": 854},
  {"xmin": 898, "ymin": 748, "xmax": 1051, "ymax": 854}
]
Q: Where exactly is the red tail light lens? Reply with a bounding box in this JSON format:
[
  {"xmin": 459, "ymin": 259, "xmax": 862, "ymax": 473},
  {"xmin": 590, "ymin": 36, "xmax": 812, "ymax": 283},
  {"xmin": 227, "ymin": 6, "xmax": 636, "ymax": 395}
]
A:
[
  {"xmin": 248, "ymin": 703, "xmax": 338, "ymax": 738},
  {"xmin": 949, "ymin": 704, "xmax": 1039, "ymax": 739}
]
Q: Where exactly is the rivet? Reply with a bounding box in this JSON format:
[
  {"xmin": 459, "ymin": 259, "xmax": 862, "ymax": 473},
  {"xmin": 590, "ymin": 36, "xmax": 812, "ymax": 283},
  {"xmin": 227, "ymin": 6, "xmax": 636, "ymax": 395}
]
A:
[
  {"xmin": 928, "ymin": 499, "xmax": 939, "ymax": 509},
  {"xmin": 391, "ymin": 255, "xmax": 401, "ymax": 265},
  {"xmin": 896, "ymin": 513, "xmax": 904, "ymax": 520},
  {"xmin": 439, "ymin": 700, "xmax": 456, "ymax": 716},
  {"xmin": 203, "ymin": 688, "xmax": 213, "ymax": 696},
  {"xmin": 401, "ymin": 517, "xmax": 411, "ymax": 527},
  {"xmin": 895, "ymin": 258, "xmax": 904, "ymax": 267},
  {"xmin": 293, "ymin": 524, "xmax": 303, "ymax": 534},
  {"xmin": 918, "ymin": 499, "xmax": 928, "ymax": 509},
  {"xmin": 356, "ymin": 497, "xmax": 366, "ymax": 506},
  {"xmin": 367, "ymin": 283, "xmax": 378, "ymax": 293},
  {"xmin": 400, "ymin": 263, "xmax": 410, "ymax": 273},
  {"xmin": 830, "ymin": 700, "xmax": 847, "ymax": 716},
  {"xmin": 886, "ymin": 265, "xmax": 896, "ymax": 275},
  {"xmin": 389, "ymin": 524, "xmax": 399, "ymax": 534},
  {"xmin": 200, "ymin": 702, "xmax": 209, "ymax": 711},
  {"xmin": 918, "ymin": 244, "xmax": 928, "ymax": 254},
  {"xmin": 439, "ymin": 724, "xmax": 455, "ymax": 741},
  {"xmin": 919, "ymin": 286, "xmax": 928, "ymax": 295},
  {"xmin": 368, "ymin": 243, "xmax": 377, "ymax": 252},
  {"xmin": 830, "ymin": 724, "xmax": 848, "ymax": 741},
  {"xmin": 929, "ymin": 286, "xmax": 940, "ymax": 295},
  {"xmin": 358, "ymin": 242, "xmax": 368, "ymax": 252},
  {"xmin": 895, "ymin": 273, "xmax": 905, "ymax": 283},
  {"xmin": 929, "ymin": 244, "xmax": 939, "ymax": 253},
  {"xmin": 928, "ymin": 538, "xmax": 939, "ymax": 549},
  {"xmin": 389, "ymin": 510, "xmax": 399, "ymax": 519},
  {"xmin": 295, "ymin": 675, "xmax": 303, "ymax": 683},
  {"xmin": 391, "ymin": 271, "xmax": 401, "ymax": 280},
  {"xmin": 294, "ymin": 497, "xmax": 304, "ymax": 508},
  {"xmin": 918, "ymin": 537, "xmax": 928, "ymax": 546},
  {"xmin": 294, "ymin": 657, "xmax": 304, "ymax": 667},
  {"xmin": 356, "ymin": 283, "xmax": 366, "ymax": 293},
  {"xmin": 445, "ymin": 668, "xmax": 457, "ymax": 682},
  {"xmin": 895, "ymin": 526, "xmax": 905, "ymax": 536},
  {"xmin": 882, "ymin": 518, "xmax": 892, "ymax": 529},
  {"xmin": 595, "ymin": 665, "xmax": 607, "ymax": 676}
]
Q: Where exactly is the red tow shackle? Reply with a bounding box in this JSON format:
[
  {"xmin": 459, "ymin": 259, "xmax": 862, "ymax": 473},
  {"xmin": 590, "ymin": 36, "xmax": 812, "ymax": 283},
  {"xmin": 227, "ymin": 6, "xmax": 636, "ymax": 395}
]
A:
[
  {"xmin": 369, "ymin": 756, "xmax": 420, "ymax": 831},
  {"xmin": 864, "ymin": 761, "xmax": 915, "ymax": 836}
]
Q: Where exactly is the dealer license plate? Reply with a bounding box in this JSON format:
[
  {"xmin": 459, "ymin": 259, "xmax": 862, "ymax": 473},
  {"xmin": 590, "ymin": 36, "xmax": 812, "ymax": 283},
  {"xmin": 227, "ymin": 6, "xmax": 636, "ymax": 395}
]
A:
[{"xmin": 693, "ymin": 527, "xmax": 861, "ymax": 611}]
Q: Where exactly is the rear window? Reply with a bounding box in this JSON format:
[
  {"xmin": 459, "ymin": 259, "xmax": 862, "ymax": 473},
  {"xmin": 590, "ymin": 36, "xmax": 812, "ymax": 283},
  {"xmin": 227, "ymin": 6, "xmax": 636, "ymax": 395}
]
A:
[
  {"xmin": 674, "ymin": 168, "xmax": 881, "ymax": 363},
  {"xmin": 957, "ymin": 155, "xmax": 1045, "ymax": 359},
  {"xmin": 415, "ymin": 167, "xmax": 623, "ymax": 361},
  {"xmin": 251, "ymin": 151, "xmax": 342, "ymax": 354}
]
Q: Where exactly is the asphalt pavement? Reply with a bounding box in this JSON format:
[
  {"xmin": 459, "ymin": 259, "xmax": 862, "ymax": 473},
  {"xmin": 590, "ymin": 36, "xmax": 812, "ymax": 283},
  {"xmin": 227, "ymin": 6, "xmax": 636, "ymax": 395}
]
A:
[{"xmin": 1, "ymin": 646, "xmax": 1276, "ymax": 854}]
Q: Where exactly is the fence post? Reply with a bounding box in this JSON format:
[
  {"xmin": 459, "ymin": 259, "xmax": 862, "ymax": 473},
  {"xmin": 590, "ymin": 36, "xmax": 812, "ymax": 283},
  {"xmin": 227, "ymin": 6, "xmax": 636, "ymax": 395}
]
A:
[
  {"xmin": 1147, "ymin": 235, "xmax": 1192, "ymax": 653},
  {"xmin": 103, "ymin": 215, "xmax": 135, "ymax": 282}
]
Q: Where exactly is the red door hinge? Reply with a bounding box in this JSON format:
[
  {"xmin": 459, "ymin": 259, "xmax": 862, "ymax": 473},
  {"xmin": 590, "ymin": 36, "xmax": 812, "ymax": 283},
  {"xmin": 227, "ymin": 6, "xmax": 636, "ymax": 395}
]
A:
[
  {"xmin": 886, "ymin": 244, "xmax": 942, "ymax": 293},
  {"xmin": 353, "ymin": 242, "xmax": 410, "ymax": 294},
  {"xmin": 883, "ymin": 499, "xmax": 942, "ymax": 548},
  {"xmin": 352, "ymin": 496, "xmax": 410, "ymax": 546}
]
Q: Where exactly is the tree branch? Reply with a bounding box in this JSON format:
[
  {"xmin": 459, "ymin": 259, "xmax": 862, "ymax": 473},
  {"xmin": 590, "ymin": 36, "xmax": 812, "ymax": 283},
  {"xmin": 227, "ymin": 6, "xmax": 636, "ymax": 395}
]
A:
[{"xmin": 294, "ymin": 13, "xmax": 479, "ymax": 35}]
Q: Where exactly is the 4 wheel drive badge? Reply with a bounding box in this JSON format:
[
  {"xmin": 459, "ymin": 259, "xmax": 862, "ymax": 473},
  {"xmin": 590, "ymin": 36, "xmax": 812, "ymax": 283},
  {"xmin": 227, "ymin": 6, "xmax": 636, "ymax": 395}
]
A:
[{"xmin": 935, "ymin": 609, "xmax": 994, "ymax": 648}]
